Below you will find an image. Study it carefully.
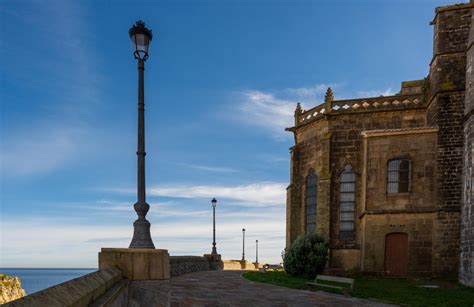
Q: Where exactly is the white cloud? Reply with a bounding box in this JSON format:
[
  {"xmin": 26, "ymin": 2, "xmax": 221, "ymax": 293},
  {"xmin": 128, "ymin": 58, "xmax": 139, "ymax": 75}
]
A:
[
  {"xmin": 0, "ymin": 1, "xmax": 104, "ymax": 178},
  {"xmin": 178, "ymin": 163, "xmax": 239, "ymax": 173},
  {"xmin": 283, "ymin": 84, "xmax": 330, "ymax": 99},
  {"xmin": 148, "ymin": 182, "xmax": 287, "ymax": 205},
  {"xmin": 231, "ymin": 83, "xmax": 399, "ymax": 138},
  {"xmin": 232, "ymin": 84, "xmax": 334, "ymax": 138},
  {"xmin": 107, "ymin": 182, "xmax": 287, "ymax": 206},
  {"xmin": 0, "ymin": 124, "xmax": 92, "ymax": 177},
  {"xmin": 0, "ymin": 211, "xmax": 285, "ymax": 267},
  {"xmin": 235, "ymin": 90, "xmax": 295, "ymax": 137},
  {"xmin": 356, "ymin": 88, "xmax": 396, "ymax": 98}
]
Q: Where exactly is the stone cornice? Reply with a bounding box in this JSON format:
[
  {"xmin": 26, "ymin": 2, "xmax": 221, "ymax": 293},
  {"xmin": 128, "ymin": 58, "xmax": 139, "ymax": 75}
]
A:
[
  {"xmin": 431, "ymin": 3, "xmax": 474, "ymax": 24},
  {"xmin": 361, "ymin": 127, "xmax": 438, "ymax": 138},
  {"xmin": 359, "ymin": 208, "xmax": 438, "ymax": 218}
]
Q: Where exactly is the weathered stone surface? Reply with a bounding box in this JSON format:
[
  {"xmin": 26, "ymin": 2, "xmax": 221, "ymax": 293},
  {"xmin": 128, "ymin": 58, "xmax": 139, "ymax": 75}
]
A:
[
  {"xmin": 3, "ymin": 268, "xmax": 122, "ymax": 307},
  {"xmin": 460, "ymin": 8, "xmax": 474, "ymax": 288},
  {"xmin": 0, "ymin": 274, "xmax": 26, "ymax": 304},
  {"xmin": 128, "ymin": 280, "xmax": 170, "ymax": 307},
  {"xmin": 99, "ymin": 248, "xmax": 170, "ymax": 281},
  {"xmin": 169, "ymin": 255, "xmax": 222, "ymax": 277}
]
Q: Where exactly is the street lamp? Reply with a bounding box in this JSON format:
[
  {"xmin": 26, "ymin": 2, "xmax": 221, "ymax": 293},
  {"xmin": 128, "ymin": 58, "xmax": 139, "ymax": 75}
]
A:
[
  {"xmin": 256, "ymin": 239, "xmax": 259, "ymax": 264},
  {"xmin": 129, "ymin": 20, "xmax": 155, "ymax": 249},
  {"xmin": 241, "ymin": 228, "xmax": 246, "ymax": 262},
  {"xmin": 211, "ymin": 198, "xmax": 218, "ymax": 255}
]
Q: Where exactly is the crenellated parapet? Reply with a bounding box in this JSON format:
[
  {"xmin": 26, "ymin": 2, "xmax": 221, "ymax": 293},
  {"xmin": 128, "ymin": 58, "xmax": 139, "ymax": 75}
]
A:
[{"xmin": 292, "ymin": 92, "xmax": 423, "ymax": 129}]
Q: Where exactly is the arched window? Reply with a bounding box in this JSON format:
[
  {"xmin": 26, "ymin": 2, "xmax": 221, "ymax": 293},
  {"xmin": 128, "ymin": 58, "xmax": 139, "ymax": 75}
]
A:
[
  {"xmin": 387, "ymin": 159, "xmax": 410, "ymax": 193},
  {"xmin": 339, "ymin": 165, "xmax": 355, "ymax": 240},
  {"xmin": 306, "ymin": 169, "xmax": 317, "ymax": 233}
]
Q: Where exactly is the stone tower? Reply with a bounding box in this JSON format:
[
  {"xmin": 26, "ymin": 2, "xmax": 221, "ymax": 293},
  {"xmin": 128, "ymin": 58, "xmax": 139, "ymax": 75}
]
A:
[
  {"xmin": 460, "ymin": 5, "xmax": 474, "ymax": 287},
  {"xmin": 427, "ymin": 3, "xmax": 473, "ymax": 278}
]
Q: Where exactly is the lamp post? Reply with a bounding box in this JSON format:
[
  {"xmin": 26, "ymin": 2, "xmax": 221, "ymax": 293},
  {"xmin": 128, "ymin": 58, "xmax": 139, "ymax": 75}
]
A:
[
  {"xmin": 256, "ymin": 239, "xmax": 259, "ymax": 264},
  {"xmin": 128, "ymin": 20, "xmax": 155, "ymax": 249},
  {"xmin": 211, "ymin": 198, "xmax": 218, "ymax": 254},
  {"xmin": 241, "ymin": 228, "xmax": 246, "ymax": 262}
]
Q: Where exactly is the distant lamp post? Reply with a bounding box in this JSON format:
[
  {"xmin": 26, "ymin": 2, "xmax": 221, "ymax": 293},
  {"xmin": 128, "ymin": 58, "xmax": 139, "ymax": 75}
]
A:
[
  {"xmin": 256, "ymin": 240, "xmax": 259, "ymax": 264},
  {"xmin": 241, "ymin": 228, "xmax": 246, "ymax": 262},
  {"xmin": 129, "ymin": 20, "xmax": 155, "ymax": 249},
  {"xmin": 211, "ymin": 198, "xmax": 218, "ymax": 255}
]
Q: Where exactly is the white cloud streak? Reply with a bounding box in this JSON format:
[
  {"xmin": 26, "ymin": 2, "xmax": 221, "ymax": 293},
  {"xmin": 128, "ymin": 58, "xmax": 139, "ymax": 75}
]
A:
[
  {"xmin": 178, "ymin": 163, "xmax": 239, "ymax": 173},
  {"xmin": 107, "ymin": 182, "xmax": 287, "ymax": 206},
  {"xmin": 356, "ymin": 88, "xmax": 396, "ymax": 98},
  {"xmin": 235, "ymin": 90, "xmax": 295, "ymax": 137},
  {"xmin": 0, "ymin": 1, "xmax": 103, "ymax": 178},
  {"xmin": 232, "ymin": 84, "xmax": 333, "ymax": 138},
  {"xmin": 0, "ymin": 125, "xmax": 91, "ymax": 177},
  {"xmin": 0, "ymin": 211, "xmax": 285, "ymax": 267},
  {"xmin": 231, "ymin": 83, "xmax": 396, "ymax": 138}
]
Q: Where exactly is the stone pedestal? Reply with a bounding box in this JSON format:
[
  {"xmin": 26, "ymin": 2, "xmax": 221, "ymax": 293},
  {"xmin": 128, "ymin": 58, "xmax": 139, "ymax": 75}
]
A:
[
  {"xmin": 99, "ymin": 248, "xmax": 170, "ymax": 280},
  {"xmin": 203, "ymin": 253, "xmax": 224, "ymax": 270}
]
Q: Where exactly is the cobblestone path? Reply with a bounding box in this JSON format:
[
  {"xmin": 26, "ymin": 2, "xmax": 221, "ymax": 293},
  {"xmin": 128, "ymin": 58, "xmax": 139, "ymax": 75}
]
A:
[{"xmin": 170, "ymin": 270, "xmax": 393, "ymax": 307}]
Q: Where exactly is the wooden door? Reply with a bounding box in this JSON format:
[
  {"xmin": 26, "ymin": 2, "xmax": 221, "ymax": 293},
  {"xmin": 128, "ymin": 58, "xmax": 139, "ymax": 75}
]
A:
[{"xmin": 385, "ymin": 233, "xmax": 409, "ymax": 276}]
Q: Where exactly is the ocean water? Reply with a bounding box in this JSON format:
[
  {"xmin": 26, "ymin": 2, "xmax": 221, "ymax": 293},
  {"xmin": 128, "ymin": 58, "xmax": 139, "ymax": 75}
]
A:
[{"xmin": 0, "ymin": 268, "xmax": 96, "ymax": 295}]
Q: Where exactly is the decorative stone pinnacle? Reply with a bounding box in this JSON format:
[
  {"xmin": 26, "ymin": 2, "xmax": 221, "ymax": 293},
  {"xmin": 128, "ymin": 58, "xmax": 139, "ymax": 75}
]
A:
[
  {"xmin": 295, "ymin": 102, "xmax": 302, "ymax": 115},
  {"xmin": 325, "ymin": 87, "xmax": 334, "ymax": 103}
]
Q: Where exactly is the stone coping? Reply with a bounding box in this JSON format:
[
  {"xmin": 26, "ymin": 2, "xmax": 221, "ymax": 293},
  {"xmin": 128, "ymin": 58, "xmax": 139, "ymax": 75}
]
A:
[{"xmin": 3, "ymin": 268, "xmax": 122, "ymax": 307}]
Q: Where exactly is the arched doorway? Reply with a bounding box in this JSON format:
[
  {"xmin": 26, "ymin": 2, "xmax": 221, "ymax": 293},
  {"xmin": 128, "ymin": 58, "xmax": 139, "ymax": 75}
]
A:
[{"xmin": 385, "ymin": 233, "xmax": 409, "ymax": 276}]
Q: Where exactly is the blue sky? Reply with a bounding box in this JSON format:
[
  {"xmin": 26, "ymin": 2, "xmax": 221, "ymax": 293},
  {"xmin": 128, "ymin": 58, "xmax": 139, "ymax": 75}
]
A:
[{"xmin": 0, "ymin": 0, "xmax": 465, "ymax": 268}]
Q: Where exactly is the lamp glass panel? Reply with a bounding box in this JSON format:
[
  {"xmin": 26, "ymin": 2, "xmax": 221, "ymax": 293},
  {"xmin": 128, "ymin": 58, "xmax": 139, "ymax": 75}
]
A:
[{"xmin": 130, "ymin": 33, "xmax": 150, "ymax": 54}]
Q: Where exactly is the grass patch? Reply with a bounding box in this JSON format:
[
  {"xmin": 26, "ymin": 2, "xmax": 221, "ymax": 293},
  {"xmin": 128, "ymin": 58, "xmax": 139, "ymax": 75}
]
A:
[
  {"xmin": 243, "ymin": 271, "xmax": 311, "ymax": 290},
  {"xmin": 353, "ymin": 276, "xmax": 474, "ymax": 307},
  {"xmin": 242, "ymin": 271, "xmax": 474, "ymax": 306}
]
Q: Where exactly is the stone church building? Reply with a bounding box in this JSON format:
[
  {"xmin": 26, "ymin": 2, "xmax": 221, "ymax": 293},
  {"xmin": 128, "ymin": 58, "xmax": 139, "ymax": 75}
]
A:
[{"xmin": 285, "ymin": 2, "xmax": 473, "ymax": 285}]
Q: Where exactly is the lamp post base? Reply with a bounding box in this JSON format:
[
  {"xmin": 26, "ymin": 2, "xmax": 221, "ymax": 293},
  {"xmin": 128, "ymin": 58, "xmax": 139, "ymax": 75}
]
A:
[{"xmin": 130, "ymin": 218, "xmax": 155, "ymax": 249}]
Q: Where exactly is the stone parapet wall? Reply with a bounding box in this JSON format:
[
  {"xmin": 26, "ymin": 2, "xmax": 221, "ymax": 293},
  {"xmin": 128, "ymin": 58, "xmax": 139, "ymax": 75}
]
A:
[
  {"xmin": 3, "ymin": 268, "xmax": 123, "ymax": 307},
  {"xmin": 170, "ymin": 255, "xmax": 223, "ymax": 277}
]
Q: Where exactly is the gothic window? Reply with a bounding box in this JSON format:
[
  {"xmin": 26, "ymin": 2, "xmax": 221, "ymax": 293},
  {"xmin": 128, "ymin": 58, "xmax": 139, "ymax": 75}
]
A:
[
  {"xmin": 339, "ymin": 165, "xmax": 355, "ymax": 240},
  {"xmin": 387, "ymin": 159, "xmax": 410, "ymax": 193},
  {"xmin": 306, "ymin": 169, "xmax": 317, "ymax": 233}
]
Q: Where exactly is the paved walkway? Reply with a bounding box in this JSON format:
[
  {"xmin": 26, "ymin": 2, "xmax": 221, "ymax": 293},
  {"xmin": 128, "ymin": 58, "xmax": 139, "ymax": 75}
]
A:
[{"xmin": 170, "ymin": 270, "xmax": 392, "ymax": 307}]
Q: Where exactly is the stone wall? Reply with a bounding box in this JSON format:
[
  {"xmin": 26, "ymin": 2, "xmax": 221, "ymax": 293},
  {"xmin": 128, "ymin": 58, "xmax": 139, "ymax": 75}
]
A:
[
  {"xmin": 3, "ymin": 268, "xmax": 123, "ymax": 307},
  {"xmin": 361, "ymin": 213, "xmax": 435, "ymax": 276},
  {"xmin": 5, "ymin": 254, "xmax": 223, "ymax": 306},
  {"xmin": 358, "ymin": 128, "xmax": 438, "ymax": 276},
  {"xmin": 288, "ymin": 108, "xmax": 427, "ymax": 271},
  {"xmin": 170, "ymin": 255, "xmax": 223, "ymax": 277},
  {"xmin": 428, "ymin": 3, "xmax": 473, "ymax": 278},
  {"xmin": 460, "ymin": 8, "xmax": 474, "ymax": 287}
]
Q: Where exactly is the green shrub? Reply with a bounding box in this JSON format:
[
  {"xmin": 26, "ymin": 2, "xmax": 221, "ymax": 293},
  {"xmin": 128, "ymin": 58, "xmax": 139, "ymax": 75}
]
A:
[{"xmin": 283, "ymin": 232, "xmax": 328, "ymax": 278}]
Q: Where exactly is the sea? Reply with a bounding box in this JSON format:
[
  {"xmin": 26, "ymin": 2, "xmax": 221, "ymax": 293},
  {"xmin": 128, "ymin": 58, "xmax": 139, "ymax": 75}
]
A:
[{"xmin": 0, "ymin": 268, "xmax": 96, "ymax": 295}]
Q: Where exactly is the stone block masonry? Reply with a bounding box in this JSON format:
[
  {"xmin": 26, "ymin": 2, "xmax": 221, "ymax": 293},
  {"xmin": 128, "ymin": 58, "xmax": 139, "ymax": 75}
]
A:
[
  {"xmin": 286, "ymin": 2, "xmax": 474, "ymax": 281},
  {"xmin": 429, "ymin": 3, "xmax": 472, "ymax": 278},
  {"xmin": 460, "ymin": 7, "xmax": 474, "ymax": 287},
  {"xmin": 98, "ymin": 248, "xmax": 170, "ymax": 280}
]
